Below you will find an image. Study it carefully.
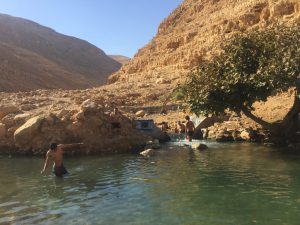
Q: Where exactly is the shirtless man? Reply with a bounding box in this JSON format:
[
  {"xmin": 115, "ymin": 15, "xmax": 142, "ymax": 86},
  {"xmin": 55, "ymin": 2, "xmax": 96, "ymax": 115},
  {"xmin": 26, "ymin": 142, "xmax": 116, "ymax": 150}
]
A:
[
  {"xmin": 176, "ymin": 121, "xmax": 185, "ymax": 134},
  {"xmin": 185, "ymin": 116, "xmax": 195, "ymax": 142},
  {"xmin": 41, "ymin": 142, "xmax": 83, "ymax": 177}
]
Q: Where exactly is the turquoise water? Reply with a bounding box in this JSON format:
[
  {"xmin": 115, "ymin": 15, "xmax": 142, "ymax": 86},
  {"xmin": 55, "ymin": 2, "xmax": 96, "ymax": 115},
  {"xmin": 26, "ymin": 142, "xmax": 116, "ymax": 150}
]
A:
[{"xmin": 1, "ymin": 142, "xmax": 300, "ymax": 225}]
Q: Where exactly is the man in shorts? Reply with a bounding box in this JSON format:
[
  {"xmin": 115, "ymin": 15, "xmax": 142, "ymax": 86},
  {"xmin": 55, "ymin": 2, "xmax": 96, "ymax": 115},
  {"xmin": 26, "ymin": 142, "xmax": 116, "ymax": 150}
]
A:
[
  {"xmin": 185, "ymin": 115, "xmax": 195, "ymax": 142},
  {"xmin": 41, "ymin": 142, "xmax": 83, "ymax": 177}
]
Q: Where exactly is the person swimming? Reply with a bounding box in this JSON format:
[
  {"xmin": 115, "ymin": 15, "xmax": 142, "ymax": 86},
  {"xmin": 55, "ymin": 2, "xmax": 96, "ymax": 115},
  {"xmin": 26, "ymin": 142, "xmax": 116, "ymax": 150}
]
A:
[{"xmin": 41, "ymin": 142, "xmax": 83, "ymax": 177}]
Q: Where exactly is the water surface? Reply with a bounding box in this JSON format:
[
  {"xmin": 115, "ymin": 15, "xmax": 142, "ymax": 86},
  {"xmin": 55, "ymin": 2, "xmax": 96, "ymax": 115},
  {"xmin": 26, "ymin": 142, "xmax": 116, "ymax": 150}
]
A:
[{"xmin": 1, "ymin": 142, "xmax": 300, "ymax": 225}]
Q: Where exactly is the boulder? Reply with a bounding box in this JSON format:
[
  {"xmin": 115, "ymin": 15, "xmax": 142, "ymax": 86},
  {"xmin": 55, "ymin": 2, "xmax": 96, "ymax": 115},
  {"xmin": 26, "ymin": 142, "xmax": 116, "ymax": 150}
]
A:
[
  {"xmin": 14, "ymin": 113, "xmax": 31, "ymax": 124},
  {"xmin": 81, "ymin": 99, "xmax": 97, "ymax": 112},
  {"xmin": 240, "ymin": 130, "xmax": 251, "ymax": 141},
  {"xmin": 1, "ymin": 114, "xmax": 15, "ymax": 127},
  {"xmin": 135, "ymin": 110, "xmax": 146, "ymax": 117},
  {"xmin": 14, "ymin": 116, "xmax": 44, "ymax": 147},
  {"xmin": 0, "ymin": 123, "xmax": 6, "ymax": 139},
  {"xmin": 0, "ymin": 106, "xmax": 19, "ymax": 120},
  {"xmin": 140, "ymin": 148, "xmax": 156, "ymax": 157},
  {"xmin": 152, "ymin": 139, "xmax": 161, "ymax": 149},
  {"xmin": 192, "ymin": 143, "xmax": 208, "ymax": 151}
]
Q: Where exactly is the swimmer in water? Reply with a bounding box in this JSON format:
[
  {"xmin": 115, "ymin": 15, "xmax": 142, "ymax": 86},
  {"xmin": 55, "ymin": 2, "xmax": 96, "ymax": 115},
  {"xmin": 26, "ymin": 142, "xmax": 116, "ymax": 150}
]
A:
[{"xmin": 41, "ymin": 142, "xmax": 83, "ymax": 177}]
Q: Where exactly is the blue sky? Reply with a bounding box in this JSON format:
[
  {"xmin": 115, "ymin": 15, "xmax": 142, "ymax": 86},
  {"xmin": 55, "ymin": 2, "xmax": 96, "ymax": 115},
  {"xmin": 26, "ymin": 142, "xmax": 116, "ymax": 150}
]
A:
[{"xmin": 0, "ymin": 0, "xmax": 182, "ymax": 57}]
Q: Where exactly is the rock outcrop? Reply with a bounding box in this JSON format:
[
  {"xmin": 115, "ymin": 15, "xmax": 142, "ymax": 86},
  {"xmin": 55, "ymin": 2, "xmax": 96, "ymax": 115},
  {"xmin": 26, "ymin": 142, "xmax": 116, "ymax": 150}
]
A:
[
  {"xmin": 0, "ymin": 13, "xmax": 121, "ymax": 92},
  {"xmin": 107, "ymin": 0, "xmax": 300, "ymax": 106},
  {"xmin": 0, "ymin": 92, "xmax": 150, "ymax": 155}
]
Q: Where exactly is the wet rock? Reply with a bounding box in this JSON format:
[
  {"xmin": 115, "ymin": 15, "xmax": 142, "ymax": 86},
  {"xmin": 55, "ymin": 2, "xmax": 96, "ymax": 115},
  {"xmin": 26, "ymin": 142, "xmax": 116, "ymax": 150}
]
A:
[
  {"xmin": 140, "ymin": 148, "xmax": 155, "ymax": 157},
  {"xmin": 151, "ymin": 139, "xmax": 161, "ymax": 149},
  {"xmin": 193, "ymin": 143, "xmax": 208, "ymax": 151}
]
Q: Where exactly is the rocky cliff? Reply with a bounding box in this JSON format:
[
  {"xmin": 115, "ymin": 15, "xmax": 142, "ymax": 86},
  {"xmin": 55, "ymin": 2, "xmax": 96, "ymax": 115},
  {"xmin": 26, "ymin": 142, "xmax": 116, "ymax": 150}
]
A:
[
  {"xmin": 108, "ymin": 0, "xmax": 300, "ymax": 105},
  {"xmin": 0, "ymin": 13, "xmax": 121, "ymax": 92},
  {"xmin": 1, "ymin": 0, "xmax": 300, "ymax": 154}
]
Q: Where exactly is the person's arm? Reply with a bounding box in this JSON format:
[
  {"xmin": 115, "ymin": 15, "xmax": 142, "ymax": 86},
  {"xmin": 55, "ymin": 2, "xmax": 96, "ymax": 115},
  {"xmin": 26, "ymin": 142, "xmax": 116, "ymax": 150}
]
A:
[
  {"xmin": 41, "ymin": 151, "xmax": 51, "ymax": 175},
  {"xmin": 59, "ymin": 143, "xmax": 84, "ymax": 151}
]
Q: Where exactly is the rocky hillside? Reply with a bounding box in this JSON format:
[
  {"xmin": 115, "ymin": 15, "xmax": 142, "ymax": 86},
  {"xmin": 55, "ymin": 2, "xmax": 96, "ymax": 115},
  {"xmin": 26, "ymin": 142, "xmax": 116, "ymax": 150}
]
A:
[
  {"xmin": 107, "ymin": 0, "xmax": 300, "ymax": 105},
  {"xmin": 0, "ymin": 89, "xmax": 151, "ymax": 155},
  {"xmin": 0, "ymin": 13, "xmax": 121, "ymax": 92},
  {"xmin": 1, "ymin": 0, "xmax": 300, "ymax": 154},
  {"xmin": 109, "ymin": 55, "xmax": 131, "ymax": 65}
]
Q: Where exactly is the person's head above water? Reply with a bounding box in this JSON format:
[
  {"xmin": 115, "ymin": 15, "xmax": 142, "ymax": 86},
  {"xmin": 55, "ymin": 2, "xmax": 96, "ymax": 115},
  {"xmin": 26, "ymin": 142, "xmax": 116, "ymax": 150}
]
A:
[{"xmin": 50, "ymin": 143, "xmax": 58, "ymax": 151}]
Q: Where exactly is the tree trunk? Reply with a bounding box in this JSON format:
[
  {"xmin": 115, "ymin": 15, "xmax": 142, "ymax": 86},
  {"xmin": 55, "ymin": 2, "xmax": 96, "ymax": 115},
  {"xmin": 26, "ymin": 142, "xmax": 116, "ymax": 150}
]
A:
[
  {"xmin": 279, "ymin": 91, "xmax": 300, "ymax": 144},
  {"xmin": 241, "ymin": 92, "xmax": 300, "ymax": 146},
  {"xmin": 241, "ymin": 106, "xmax": 272, "ymax": 129}
]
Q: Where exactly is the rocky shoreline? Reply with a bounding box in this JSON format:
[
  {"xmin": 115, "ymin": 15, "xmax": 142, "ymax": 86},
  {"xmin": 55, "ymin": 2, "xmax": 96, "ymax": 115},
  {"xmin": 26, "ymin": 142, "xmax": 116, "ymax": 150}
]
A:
[
  {"xmin": 0, "ymin": 86, "xmax": 297, "ymax": 156},
  {"xmin": 0, "ymin": 95, "xmax": 151, "ymax": 156}
]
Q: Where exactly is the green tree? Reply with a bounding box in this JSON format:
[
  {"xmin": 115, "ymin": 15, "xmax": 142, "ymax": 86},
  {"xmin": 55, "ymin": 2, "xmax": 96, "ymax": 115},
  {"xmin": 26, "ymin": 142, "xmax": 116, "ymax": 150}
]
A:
[{"xmin": 185, "ymin": 21, "xmax": 300, "ymax": 145}]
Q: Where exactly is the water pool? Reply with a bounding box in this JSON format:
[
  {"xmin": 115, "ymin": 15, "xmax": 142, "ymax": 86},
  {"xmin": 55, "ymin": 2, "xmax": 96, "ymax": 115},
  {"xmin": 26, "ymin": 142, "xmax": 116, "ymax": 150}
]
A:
[{"xmin": 1, "ymin": 141, "xmax": 300, "ymax": 225}]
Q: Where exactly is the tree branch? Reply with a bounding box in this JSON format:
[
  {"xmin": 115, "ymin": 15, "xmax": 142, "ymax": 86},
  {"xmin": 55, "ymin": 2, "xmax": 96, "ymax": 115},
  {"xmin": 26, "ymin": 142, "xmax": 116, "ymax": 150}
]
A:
[{"xmin": 241, "ymin": 106, "xmax": 272, "ymax": 129}]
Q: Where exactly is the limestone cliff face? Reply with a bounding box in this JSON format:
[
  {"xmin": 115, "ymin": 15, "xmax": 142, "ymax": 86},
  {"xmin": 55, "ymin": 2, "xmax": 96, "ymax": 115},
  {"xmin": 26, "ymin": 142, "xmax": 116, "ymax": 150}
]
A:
[{"xmin": 109, "ymin": 0, "xmax": 300, "ymax": 86}]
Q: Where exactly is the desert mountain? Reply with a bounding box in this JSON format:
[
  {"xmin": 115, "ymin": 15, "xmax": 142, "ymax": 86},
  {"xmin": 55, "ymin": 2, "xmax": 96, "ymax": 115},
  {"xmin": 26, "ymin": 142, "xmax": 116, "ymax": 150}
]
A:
[
  {"xmin": 108, "ymin": 0, "xmax": 300, "ymax": 105},
  {"xmin": 0, "ymin": 13, "xmax": 121, "ymax": 92},
  {"xmin": 109, "ymin": 55, "xmax": 131, "ymax": 65},
  {"xmin": 1, "ymin": 0, "xmax": 300, "ymax": 153}
]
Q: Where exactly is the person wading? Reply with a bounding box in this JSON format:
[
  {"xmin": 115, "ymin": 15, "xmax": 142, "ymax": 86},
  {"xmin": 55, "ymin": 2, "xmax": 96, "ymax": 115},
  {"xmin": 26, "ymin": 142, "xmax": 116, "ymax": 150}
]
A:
[
  {"xmin": 41, "ymin": 142, "xmax": 83, "ymax": 177},
  {"xmin": 185, "ymin": 115, "xmax": 195, "ymax": 142}
]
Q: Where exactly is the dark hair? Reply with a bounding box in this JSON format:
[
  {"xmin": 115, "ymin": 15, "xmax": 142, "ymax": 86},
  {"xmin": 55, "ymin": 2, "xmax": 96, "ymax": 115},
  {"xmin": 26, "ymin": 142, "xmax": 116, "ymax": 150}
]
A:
[
  {"xmin": 50, "ymin": 143, "xmax": 58, "ymax": 150},
  {"xmin": 185, "ymin": 115, "xmax": 190, "ymax": 120}
]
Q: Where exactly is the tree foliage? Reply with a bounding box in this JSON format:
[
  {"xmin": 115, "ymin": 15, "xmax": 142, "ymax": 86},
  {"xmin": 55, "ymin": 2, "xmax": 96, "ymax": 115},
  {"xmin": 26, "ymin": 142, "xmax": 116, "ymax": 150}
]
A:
[{"xmin": 185, "ymin": 21, "xmax": 300, "ymax": 117}]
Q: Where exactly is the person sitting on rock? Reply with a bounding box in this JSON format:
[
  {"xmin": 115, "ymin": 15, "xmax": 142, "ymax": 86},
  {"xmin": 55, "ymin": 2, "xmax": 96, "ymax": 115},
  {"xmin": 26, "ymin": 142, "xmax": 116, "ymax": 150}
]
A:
[
  {"xmin": 41, "ymin": 142, "xmax": 83, "ymax": 177},
  {"xmin": 185, "ymin": 115, "xmax": 195, "ymax": 142}
]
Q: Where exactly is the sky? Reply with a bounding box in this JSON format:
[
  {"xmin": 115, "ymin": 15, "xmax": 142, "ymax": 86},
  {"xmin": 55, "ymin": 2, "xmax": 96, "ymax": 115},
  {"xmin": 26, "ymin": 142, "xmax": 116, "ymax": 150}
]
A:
[{"xmin": 0, "ymin": 0, "xmax": 182, "ymax": 58}]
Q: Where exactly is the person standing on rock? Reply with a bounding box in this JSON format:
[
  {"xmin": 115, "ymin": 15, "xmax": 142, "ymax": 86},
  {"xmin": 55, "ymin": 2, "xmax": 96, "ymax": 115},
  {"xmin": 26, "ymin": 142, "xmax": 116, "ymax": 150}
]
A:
[
  {"xmin": 41, "ymin": 142, "xmax": 83, "ymax": 177},
  {"xmin": 185, "ymin": 115, "xmax": 195, "ymax": 142}
]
